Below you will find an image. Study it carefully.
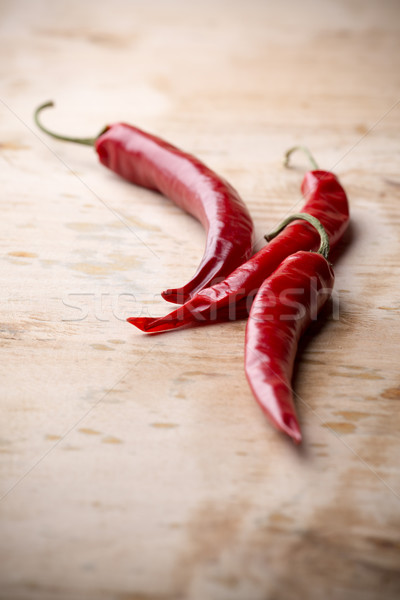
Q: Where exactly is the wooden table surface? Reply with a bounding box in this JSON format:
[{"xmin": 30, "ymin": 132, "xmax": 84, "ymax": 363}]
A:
[{"xmin": 1, "ymin": 1, "xmax": 400, "ymax": 599}]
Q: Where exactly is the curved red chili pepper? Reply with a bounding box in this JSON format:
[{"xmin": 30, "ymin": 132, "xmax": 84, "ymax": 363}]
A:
[
  {"xmin": 34, "ymin": 102, "xmax": 254, "ymax": 302},
  {"xmin": 127, "ymin": 164, "xmax": 348, "ymax": 333},
  {"xmin": 95, "ymin": 124, "xmax": 254, "ymax": 301},
  {"xmin": 131, "ymin": 295, "xmax": 251, "ymax": 333},
  {"xmin": 245, "ymin": 213, "xmax": 334, "ymax": 443}
]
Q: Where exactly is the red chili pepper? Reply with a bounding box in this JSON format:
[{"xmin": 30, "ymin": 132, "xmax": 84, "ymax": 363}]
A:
[
  {"xmin": 34, "ymin": 102, "xmax": 254, "ymax": 302},
  {"xmin": 245, "ymin": 213, "xmax": 334, "ymax": 444},
  {"xmin": 128, "ymin": 148, "xmax": 348, "ymax": 333}
]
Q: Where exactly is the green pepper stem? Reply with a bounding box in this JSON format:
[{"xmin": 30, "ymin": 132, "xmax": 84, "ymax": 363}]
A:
[
  {"xmin": 34, "ymin": 101, "xmax": 107, "ymax": 146},
  {"xmin": 284, "ymin": 146, "xmax": 319, "ymax": 170},
  {"xmin": 265, "ymin": 213, "xmax": 330, "ymax": 260}
]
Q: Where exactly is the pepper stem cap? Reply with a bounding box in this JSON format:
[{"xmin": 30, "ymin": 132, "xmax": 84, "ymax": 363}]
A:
[
  {"xmin": 265, "ymin": 213, "xmax": 330, "ymax": 260},
  {"xmin": 34, "ymin": 101, "xmax": 107, "ymax": 146},
  {"xmin": 284, "ymin": 146, "xmax": 319, "ymax": 170}
]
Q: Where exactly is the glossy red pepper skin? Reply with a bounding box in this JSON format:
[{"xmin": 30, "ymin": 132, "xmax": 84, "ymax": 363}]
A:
[
  {"xmin": 127, "ymin": 170, "xmax": 348, "ymax": 333},
  {"xmin": 95, "ymin": 124, "xmax": 254, "ymax": 302},
  {"xmin": 245, "ymin": 251, "xmax": 334, "ymax": 443}
]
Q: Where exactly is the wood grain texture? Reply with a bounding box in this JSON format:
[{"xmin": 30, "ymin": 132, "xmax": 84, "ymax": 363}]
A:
[{"xmin": 1, "ymin": 1, "xmax": 399, "ymax": 599}]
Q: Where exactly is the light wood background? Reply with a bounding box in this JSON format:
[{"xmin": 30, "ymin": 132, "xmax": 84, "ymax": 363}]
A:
[{"xmin": 1, "ymin": 1, "xmax": 399, "ymax": 599}]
